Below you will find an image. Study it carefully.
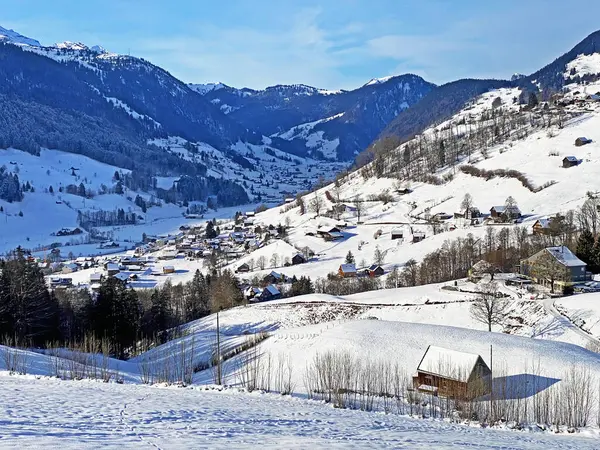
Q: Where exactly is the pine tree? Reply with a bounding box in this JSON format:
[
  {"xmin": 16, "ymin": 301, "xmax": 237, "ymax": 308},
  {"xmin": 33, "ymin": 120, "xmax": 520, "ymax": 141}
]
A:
[
  {"xmin": 592, "ymin": 238, "xmax": 600, "ymax": 274},
  {"xmin": 345, "ymin": 251, "xmax": 355, "ymax": 265},
  {"xmin": 576, "ymin": 229, "xmax": 595, "ymax": 270},
  {"xmin": 374, "ymin": 245, "xmax": 385, "ymax": 266}
]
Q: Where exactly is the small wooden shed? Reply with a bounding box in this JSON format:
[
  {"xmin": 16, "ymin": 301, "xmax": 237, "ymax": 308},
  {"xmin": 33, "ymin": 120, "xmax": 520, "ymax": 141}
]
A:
[{"xmin": 563, "ymin": 156, "xmax": 579, "ymax": 168}]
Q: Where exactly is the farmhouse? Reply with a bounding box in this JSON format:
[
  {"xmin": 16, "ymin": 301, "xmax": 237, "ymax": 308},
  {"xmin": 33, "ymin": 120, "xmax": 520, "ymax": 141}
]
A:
[
  {"xmin": 263, "ymin": 271, "xmax": 285, "ymax": 284},
  {"xmin": 105, "ymin": 263, "xmax": 120, "ymax": 277},
  {"xmin": 489, "ymin": 205, "xmax": 521, "ymax": 222},
  {"xmin": 163, "ymin": 265, "xmax": 175, "ymax": 274},
  {"xmin": 454, "ymin": 207, "xmax": 481, "ymax": 220},
  {"xmin": 338, "ymin": 263, "xmax": 357, "ymax": 278},
  {"xmin": 413, "ymin": 345, "xmax": 491, "ymax": 399},
  {"xmin": 562, "ymin": 156, "xmax": 579, "ymax": 168},
  {"xmin": 520, "ymin": 246, "xmax": 589, "ymax": 290},
  {"xmin": 90, "ymin": 272, "xmax": 103, "ymax": 283}
]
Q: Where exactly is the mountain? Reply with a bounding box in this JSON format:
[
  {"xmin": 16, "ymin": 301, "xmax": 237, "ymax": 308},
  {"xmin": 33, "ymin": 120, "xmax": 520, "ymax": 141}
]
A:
[
  {"xmin": 202, "ymin": 75, "xmax": 435, "ymax": 160},
  {"xmin": 0, "ymin": 25, "xmax": 41, "ymax": 47}
]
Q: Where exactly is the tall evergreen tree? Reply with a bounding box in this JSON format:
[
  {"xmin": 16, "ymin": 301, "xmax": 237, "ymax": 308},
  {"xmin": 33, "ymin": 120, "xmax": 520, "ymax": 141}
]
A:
[{"xmin": 576, "ymin": 229, "xmax": 596, "ymax": 271}]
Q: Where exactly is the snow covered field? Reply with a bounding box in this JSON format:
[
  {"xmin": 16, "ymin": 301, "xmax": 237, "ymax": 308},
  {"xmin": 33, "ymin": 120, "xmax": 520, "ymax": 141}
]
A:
[{"xmin": 3, "ymin": 374, "xmax": 599, "ymax": 449}]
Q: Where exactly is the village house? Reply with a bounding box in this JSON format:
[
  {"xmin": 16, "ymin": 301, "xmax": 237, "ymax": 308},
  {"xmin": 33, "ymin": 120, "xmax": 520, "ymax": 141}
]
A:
[
  {"xmin": 291, "ymin": 253, "xmax": 306, "ymax": 265},
  {"xmin": 260, "ymin": 285, "xmax": 281, "ymax": 302},
  {"xmin": 105, "ymin": 262, "xmax": 120, "ymax": 277},
  {"xmin": 531, "ymin": 217, "xmax": 562, "ymax": 235},
  {"xmin": 365, "ymin": 264, "xmax": 384, "ymax": 278},
  {"xmin": 562, "ymin": 156, "xmax": 579, "ymax": 168},
  {"xmin": 162, "ymin": 265, "xmax": 175, "ymax": 274},
  {"xmin": 263, "ymin": 271, "xmax": 285, "ymax": 284},
  {"xmin": 454, "ymin": 206, "xmax": 481, "ymax": 220},
  {"xmin": 520, "ymin": 246, "xmax": 589, "ymax": 290},
  {"xmin": 413, "ymin": 345, "xmax": 492, "ymax": 400},
  {"xmin": 316, "ymin": 226, "xmax": 344, "ymax": 241},
  {"xmin": 89, "ymin": 272, "xmax": 103, "ymax": 284},
  {"xmin": 62, "ymin": 262, "xmax": 79, "ymax": 274},
  {"xmin": 244, "ymin": 286, "xmax": 262, "ymax": 301},
  {"xmin": 575, "ymin": 137, "xmax": 592, "ymax": 146},
  {"xmin": 113, "ymin": 272, "xmax": 130, "ymax": 283},
  {"xmin": 338, "ymin": 263, "xmax": 357, "ymax": 278},
  {"xmin": 489, "ymin": 205, "xmax": 521, "ymax": 222},
  {"xmin": 236, "ymin": 263, "xmax": 250, "ymax": 273}
]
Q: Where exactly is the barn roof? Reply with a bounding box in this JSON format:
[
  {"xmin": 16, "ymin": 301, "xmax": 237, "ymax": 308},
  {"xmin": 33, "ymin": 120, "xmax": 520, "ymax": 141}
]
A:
[
  {"xmin": 417, "ymin": 345, "xmax": 486, "ymax": 382},
  {"xmin": 339, "ymin": 263, "xmax": 357, "ymax": 273},
  {"xmin": 564, "ymin": 156, "xmax": 578, "ymax": 162},
  {"xmin": 264, "ymin": 285, "xmax": 280, "ymax": 295}
]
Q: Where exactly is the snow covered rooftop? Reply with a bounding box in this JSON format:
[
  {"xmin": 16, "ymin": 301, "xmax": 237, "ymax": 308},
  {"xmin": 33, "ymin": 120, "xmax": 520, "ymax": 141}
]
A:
[
  {"xmin": 264, "ymin": 285, "xmax": 280, "ymax": 295},
  {"xmin": 339, "ymin": 264, "xmax": 357, "ymax": 273},
  {"xmin": 417, "ymin": 345, "xmax": 485, "ymax": 382},
  {"xmin": 546, "ymin": 246, "xmax": 586, "ymax": 267}
]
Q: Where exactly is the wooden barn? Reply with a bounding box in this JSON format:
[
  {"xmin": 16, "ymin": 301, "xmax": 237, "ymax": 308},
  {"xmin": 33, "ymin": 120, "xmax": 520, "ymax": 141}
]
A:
[
  {"xmin": 291, "ymin": 253, "xmax": 306, "ymax": 265},
  {"xmin": 413, "ymin": 345, "xmax": 492, "ymax": 400},
  {"xmin": 338, "ymin": 263, "xmax": 357, "ymax": 278},
  {"xmin": 563, "ymin": 156, "xmax": 579, "ymax": 168},
  {"xmin": 575, "ymin": 137, "xmax": 592, "ymax": 146}
]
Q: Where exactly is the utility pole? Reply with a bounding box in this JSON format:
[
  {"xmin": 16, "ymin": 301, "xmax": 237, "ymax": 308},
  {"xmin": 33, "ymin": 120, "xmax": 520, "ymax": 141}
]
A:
[
  {"xmin": 216, "ymin": 310, "xmax": 222, "ymax": 385},
  {"xmin": 490, "ymin": 344, "xmax": 494, "ymax": 421}
]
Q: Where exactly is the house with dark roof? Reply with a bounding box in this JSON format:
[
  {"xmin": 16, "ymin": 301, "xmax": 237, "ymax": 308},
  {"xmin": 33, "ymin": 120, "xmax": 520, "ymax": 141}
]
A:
[
  {"xmin": 366, "ymin": 264, "xmax": 384, "ymax": 277},
  {"xmin": 413, "ymin": 345, "xmax": 491, "ymax": 399},
  {"xmin": 563, "ymin": 156, "xmax": 579, "ymax": 168},
  {"xmin": 490, "ymin": 205, "xmax": 521, "ymax": 222},
  {"xmin": 260, "ymin": 285, "xmax": 281, "ymax": 302},
  {"xmin": 575, "ymin": 137, "xmax": 592, "ymax": 146},
  {"xmin": 291, "ymin": 253, "xmax": 306, "ymax": 265}
]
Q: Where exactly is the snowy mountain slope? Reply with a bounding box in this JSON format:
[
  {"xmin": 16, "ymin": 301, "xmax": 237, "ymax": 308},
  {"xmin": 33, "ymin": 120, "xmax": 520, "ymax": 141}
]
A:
[
  {"xmin": 0, "ymin": 25, "xmax": 41, "ymax": 46},
  {"xmin": 202, "ymin": 74, "xmax": 435, "ymax": 160}
]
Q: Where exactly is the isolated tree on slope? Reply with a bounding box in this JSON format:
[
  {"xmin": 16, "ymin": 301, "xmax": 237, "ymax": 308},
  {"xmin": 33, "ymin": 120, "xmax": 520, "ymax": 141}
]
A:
[
  {"xmin": 461, "ymin": 193, "xmax": 473, "ymax": 214},
  {"xmin": 373, "ymin": 245, "xmax": 385, "ymax": 266},
  {"xmin": 470, "ymin": 282, "xmax": 509, "ymax": 332},
  {"xmin": 345, "ymin": 251, "xmax": 355, "ymax": 265},
  {"xmin": 352, "ymin": 195, "xmax": 364, "ymax": 223},
  {"xmin": 310, "ymin": 193, "xmax": 322, "ymax": 216}
]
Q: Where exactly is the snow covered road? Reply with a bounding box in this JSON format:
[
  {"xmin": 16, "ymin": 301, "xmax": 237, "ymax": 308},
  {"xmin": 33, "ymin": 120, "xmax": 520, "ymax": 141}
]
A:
[{"xmin": 1, "ymin": 374, "xmax": 599, "ymax": 449}]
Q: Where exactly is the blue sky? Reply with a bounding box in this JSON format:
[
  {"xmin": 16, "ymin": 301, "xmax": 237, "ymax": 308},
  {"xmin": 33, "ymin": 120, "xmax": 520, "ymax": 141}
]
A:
[{"xmin": 4, "ymin": 0, "xmax": 600, "ymax": 90}]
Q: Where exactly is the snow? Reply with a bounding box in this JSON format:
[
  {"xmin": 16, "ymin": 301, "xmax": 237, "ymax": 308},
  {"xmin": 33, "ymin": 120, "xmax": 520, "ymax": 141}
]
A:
[
  {"xmin": 2, "ymin": 374, "xmax": 598, "ymax": 449},
  {"xmin": 363, "ymin": 75, "xmax": 396, "ymax": 86},
  {"xmin": 0, "ymin": 25, "xmax": 41, "ymax": 47},
  {"xmin": 273, "ymin": 114, "xmax": 344, "ymax": 159},
  {"xmin": 565, "ymin": 53, "xmax": 600, "ymax": 78},
  {"xmin": 188, "ymin": 82, "xmax": 226, "ymax": 94},
  {"xmin": 104, "ymin": 97, "xmax": 161, "ymax": 128},
  {"xmin": 54, "ymin": 41, "xmax": 88, "ymax": 51}
]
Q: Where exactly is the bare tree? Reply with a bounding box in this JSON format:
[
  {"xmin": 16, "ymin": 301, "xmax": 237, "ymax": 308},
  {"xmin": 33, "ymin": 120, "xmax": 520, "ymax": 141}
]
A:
[
  {"xmin": 310, "ymin": 193, "xmax": 322, "ymax": 216},
  {"xmin": 270, "ymin": 253, "xmax": 279, "ymax": 268},
  {"xmin": 257, "ymin": 255, "xmax": 267, "ymax": 270},
  {"xmin": 460, "ymin": 193, "xmax": 473, "ymax": 213},
  {"xmin": 373, "ymin": 245, "xmax": 385, "ymax": 266},
  {"xmin": 470, "ymin": 282, "xmax": 509, "ymax": 331},
  {"xmin": 352, "ymin": 195, "xmax": 365, "ymax": 224}
]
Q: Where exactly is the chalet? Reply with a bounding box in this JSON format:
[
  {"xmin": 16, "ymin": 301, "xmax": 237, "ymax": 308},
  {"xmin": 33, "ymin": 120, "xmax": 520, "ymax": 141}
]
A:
[
  {"xmin": 284, "ymin": 197, "xmax": 295, "ymax": 204},
  {"xmin": 575, "ymin": 137, "xmax": 592, "ymax": 146},
  {"xmin": 520, "ymin": 246, "xmax": 589, "ymax": 290},
  {"xmin": 338, "ymin": 263, "xmax": 357, "ymax": 278},
  {"xmin": 89, "ymin": 272, "xmax": 103, "ymax": 284},
  {"xmin": 263, "ymin": 271, "xmax": 285, "ymax": 284},
  {"xmin": 260, "ymin": 285, "xmax": 281, "ymax": 302},
  {"xmin": 391, "ymin": 228, "xmax": 404, "ymax": 240},
  {"xmin": 413, "ymin": 345, "xmax": 491, "ymax": 400},
  {"xmin": 454, "ymin": 207, "xmax": 481, "ymax": 220},
  {"xmin": 105, "ymin": 262, "xmax": 120, "ymax": 277},
  {"xmin": 563, "ymin": 156, "xmax": 579, "ymax": 168},
  {"xmin": 291, "ymin": 253, "xmax": 306, "ymax": 265},
  {"xmin": 163, "ymin": 265, "xmax": 175, "ymax": 274},
  {"xmin": 317, "ymin": 226, "xmax": 344, "ymax": 241},
  {"xmin": 433, "ymin": 212, "xmax": 452, "ymax": 221},
  {"xmin": 236, "ymin": 263, "xmax": 250, "ymax": 273},
  {"xmin": 412, "ymin": 231, "xmax": 426, "ymax": 243},
  {"xmin": 99, "ymin": 241, "xmax": 120, "ymax": 249},
  {"xmin": 489, "ymin": 205, "xmax": 521, "ymax": 222},
  {"xmin": 366, "ymin": 265, "xmax": 384, "ymax": 277},
  {"xmin": 62, "ymin": 263, "xmax": 79, "ymax": 274},
  {"xmin": 532, "ymin": 218, "xmax": 552, "ymax": 235}
]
